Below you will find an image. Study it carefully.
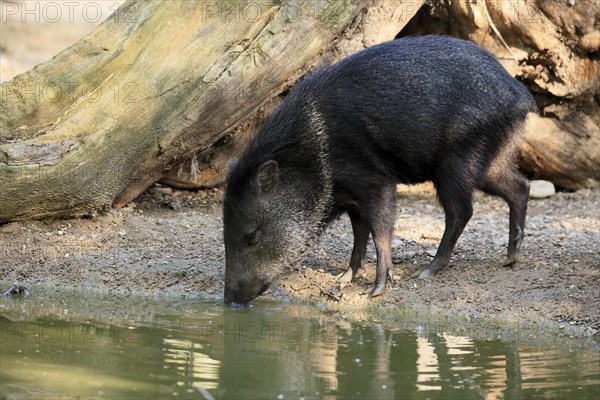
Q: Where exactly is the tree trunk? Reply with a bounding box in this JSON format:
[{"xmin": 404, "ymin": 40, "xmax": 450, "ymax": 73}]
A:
[{"xmin": 0, "ymin": 0, "xmax": 423, "ymax": 222}]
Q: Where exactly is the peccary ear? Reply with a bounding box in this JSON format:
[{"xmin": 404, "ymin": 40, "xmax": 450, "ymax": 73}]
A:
[
  {"xmin": 226, "ymin": 159, "xmax": 238, "ymax": 177},
  {"xmin": 256, "ymin": 160, "xmax": 279, "ymax": 194}
]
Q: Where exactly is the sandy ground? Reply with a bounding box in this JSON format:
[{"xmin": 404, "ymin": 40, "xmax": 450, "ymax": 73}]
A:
[{"xmin": 1, "ymin": 184, "xmax": 598, "ymax": 337}]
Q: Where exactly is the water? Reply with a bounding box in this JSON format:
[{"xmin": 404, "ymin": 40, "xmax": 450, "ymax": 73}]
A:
[{"xmin": 0, "ymin": 291, "xmax": 598, "ymax": 399}]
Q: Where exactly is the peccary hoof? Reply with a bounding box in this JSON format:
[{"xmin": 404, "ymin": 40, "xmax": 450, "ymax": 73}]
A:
[
  {"xmin": 502, "ymin": 254, "xmax": 518, "ymax": 267},
  {"xmin": 369, "ymin": 283, "xmax": 386, "ymax": 298}
]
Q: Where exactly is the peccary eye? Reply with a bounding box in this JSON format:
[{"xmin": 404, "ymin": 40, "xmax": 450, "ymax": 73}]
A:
[{"xmin": 244, "ymin": 229, "xmax": 260, "ymax": 246}]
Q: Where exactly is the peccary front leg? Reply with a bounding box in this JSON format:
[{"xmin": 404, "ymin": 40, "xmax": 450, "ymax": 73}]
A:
[
  {"xmin": 338, "ymin": 210, "xmax": 370, "ymax": 283},
  {"xmin": 412, "ymin": 178, "xmax": 473, "ymax": 279},
  {"xmin": 369, "ymin": 185, "xmax": 397, "ymax": 297},
  {"xmin": 479, "ymin": 165, "xmax": 529, "ymax": 266}
]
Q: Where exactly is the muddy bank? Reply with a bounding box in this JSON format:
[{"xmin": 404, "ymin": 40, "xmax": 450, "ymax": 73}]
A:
[{"xmin": 1, "ymin": 184, "xmax": 598, "ymax": 336}]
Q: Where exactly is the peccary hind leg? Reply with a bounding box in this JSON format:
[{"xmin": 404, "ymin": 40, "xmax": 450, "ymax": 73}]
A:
[
  {"xmin": 479, "ymin": 164, "xmax": 529, "ymax": 266},
  {"xmin": 412, "ymin": 177, "xmax": 474, "ymax": 279},
  {"xmin": 338, "ymin": 210, "xmax": 370, "ymax": 283},
  {"xmin": 369, "ymin": 186, "xmax": 397, "ymax": 297}
]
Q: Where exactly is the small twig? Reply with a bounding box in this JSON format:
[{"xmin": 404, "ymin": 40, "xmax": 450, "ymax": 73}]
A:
[
  {"xmin": 482, "ymin": 0, "xmax": 519, "ymax": 63},
  {"xmin": 290, "ymin": 285, "xmax": 310, "ymax": 292}
]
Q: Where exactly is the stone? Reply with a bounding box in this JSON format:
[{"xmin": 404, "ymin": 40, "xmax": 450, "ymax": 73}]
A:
[{"xmin": 529, "ymin": 180, "xmax": 556, "ymax": 199}]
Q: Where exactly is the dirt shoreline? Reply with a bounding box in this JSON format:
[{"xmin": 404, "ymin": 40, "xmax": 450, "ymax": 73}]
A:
[{"xmin": 1, "ymin": 184, "xmax": 598, "ymax": 337}]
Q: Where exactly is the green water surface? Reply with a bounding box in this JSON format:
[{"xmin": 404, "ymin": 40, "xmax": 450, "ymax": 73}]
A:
[{"xmin": 0, "ymin": 291, "xmax": 598, "ymax": 399}]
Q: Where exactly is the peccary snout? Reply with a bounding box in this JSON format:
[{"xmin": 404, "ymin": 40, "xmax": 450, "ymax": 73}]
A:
[{"xmin": 224, "ymin": 274, "xmax": 270, "ymax": 307}]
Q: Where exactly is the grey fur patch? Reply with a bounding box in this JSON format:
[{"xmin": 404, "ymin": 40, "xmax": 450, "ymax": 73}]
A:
[
  {"xmin": 306, "ymin": 99, "xmax": 334, "ymax": 225},
  {"xmin": 260, "ymin": 100, "xmax": 335, "ymax": 282}
]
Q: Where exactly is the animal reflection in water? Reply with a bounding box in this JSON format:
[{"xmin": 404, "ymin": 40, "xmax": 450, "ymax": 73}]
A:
[{"xmin": 159, "ymin": 323, "xmax": 575, "ymax": 399}]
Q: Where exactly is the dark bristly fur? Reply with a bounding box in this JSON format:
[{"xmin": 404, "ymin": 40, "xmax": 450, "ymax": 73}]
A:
[{"xmin": 223, "ymin": 35, "xmax": 536, "ymax": 306}]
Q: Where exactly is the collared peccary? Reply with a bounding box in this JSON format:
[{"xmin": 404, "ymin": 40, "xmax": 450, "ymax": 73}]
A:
[{"xmin": 223, "ymin": 35, "xmax": 535, "ymax": 306}]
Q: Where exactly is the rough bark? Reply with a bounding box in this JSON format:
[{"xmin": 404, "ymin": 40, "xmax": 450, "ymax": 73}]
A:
[{"xmin": 1, "ymin": 0, "xmax": 423, "ymax": 222}]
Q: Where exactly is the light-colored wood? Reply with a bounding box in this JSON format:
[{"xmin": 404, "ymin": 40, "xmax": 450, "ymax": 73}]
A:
[{"xmin": 520, "ymin": 112, "xmax": 600, "ymax": 189}]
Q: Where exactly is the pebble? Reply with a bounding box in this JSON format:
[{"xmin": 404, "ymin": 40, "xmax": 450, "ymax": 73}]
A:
[
  {"xmin": 397, "ymin": 251, "xmax": 416, "ymax": 260},
  {"xmin": 391, "ymin": 238, "xmax": 404, "ymax": 249},
  {"xmin": 425, "ymin": 249, "xmax": 437, "ymax": 257},
  {"xmin": 0, "ymin": 224, "xmax": 18, "ymax": 235},
  {"xmin": 585, "ymin": 327, "xmax": 598, "ymax": 336},
  {"xmin": 529, "ymin": 180, "xmax": 556, "ymax": 199}
]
